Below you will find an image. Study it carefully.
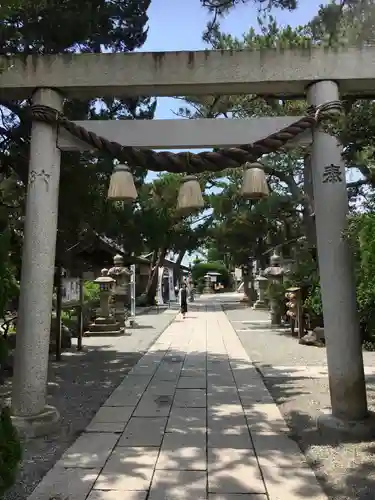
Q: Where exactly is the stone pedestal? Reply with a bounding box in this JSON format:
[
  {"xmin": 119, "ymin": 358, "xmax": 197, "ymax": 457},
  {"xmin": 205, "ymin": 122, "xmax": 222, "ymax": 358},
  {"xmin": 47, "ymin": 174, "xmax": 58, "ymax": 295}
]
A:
[{"xmin": 85, "ymin": 316, "xmax": 122, "ymax": 336}]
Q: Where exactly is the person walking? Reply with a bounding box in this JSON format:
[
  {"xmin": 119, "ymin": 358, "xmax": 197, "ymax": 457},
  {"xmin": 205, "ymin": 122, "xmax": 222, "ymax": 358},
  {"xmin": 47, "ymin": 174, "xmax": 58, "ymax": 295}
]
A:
[{"xmin": 179, "ymin": 283, "xmax": 188, "ymax": 319}]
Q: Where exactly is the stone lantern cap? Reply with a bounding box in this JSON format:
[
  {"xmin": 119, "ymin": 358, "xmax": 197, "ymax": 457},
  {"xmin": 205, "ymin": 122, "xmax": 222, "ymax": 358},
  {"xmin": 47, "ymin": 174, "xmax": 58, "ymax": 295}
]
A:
[
  {"xmin": 264, "ymin": 250, "xmax": 285, "ymax": 277},
  {"xmin": 270, "ymin": 251, "xmax": 281, "ymax": 266},
  {"xmin": 255, "ymin": 274, "xmax": 268, "ymax": 282},
  {"xmin": 95, "ymin": 268, "xmax": 116, "ymax": 285},
  {"xmin": 109, "ymin": 254, "xmax": 131, "ymax": 276},
  {"xmin": 113, "ymin": 253, "xmax": 123, "ymax": 266},
  {"xmin": 264, "ymin": 266, "xmax": 284, "ymax": 277}
]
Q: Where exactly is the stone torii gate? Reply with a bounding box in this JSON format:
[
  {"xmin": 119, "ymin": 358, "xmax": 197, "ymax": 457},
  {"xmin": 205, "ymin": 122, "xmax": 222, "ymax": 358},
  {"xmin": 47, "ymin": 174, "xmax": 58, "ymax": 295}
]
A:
[{"xmin": 0, "ymin": 47, "xmax": 373, "ymax": 437}]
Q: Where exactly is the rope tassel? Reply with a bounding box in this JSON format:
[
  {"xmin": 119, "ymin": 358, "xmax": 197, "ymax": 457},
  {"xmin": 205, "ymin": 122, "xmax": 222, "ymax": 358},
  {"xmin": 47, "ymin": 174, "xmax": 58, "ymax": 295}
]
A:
[
  {"xmin": 176, "ymin": 176, "xmax": 204, "ymax": 215},
  {"xmin": 107, "ymin": 164, "xmax": 137, "ymax": 202},
  {"xmin": 240, "ymin": 162, "xmax": 269, "ymax": 200}
]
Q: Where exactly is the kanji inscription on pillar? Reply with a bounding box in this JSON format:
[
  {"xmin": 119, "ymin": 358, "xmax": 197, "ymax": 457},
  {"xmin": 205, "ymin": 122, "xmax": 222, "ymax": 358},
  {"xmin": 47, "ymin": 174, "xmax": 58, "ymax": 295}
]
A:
[{"xmin": 322, "ymin": 163, "xmax": 343, "ymax": 184}]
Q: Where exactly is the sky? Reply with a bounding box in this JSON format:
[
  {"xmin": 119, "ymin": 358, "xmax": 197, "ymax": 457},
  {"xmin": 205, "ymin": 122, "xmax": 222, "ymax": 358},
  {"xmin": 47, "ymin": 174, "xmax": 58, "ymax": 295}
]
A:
[
  {"xmin": 140, "ymin": 0, "xmax": 324, "ymax": 121},
  {"xmin": 136, "ymin": 1, "xmax": 325, "ymax": 264}
]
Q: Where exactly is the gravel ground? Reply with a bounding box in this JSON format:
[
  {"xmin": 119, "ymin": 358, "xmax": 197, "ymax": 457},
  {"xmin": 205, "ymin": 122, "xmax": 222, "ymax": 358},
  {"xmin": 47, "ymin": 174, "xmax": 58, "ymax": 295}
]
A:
[
  {"xmin": 0, "ymin": 307, "xmax": 177, "ymax": 500},
  {"xmin": 224, "ymin": 301, "xmax": 375, "ymax": 500}
]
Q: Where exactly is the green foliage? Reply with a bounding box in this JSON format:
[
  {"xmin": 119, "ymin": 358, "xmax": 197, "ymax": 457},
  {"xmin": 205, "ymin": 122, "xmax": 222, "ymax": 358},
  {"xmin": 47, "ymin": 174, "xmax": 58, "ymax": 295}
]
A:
[
  {"xmin": 0, "ymin": 231, "xmax": 18, "ymax": 319},
  {"xmin": 0, "ymin": 0, "xmax": 156, "ymax": 267},
  {"xmin": 191, "ymin": 261, "xmax": 230, "ymax": 289},
  {"xmin": 0, "ymin": 407, "xmax": 22, "ymax": 496},
  {"xmin": 83, "ymin": 281, "xmax": 100, "ymax": 304},
  {"xmin": 345, "ymin": 214, "xmax": 375, "ymax": 343},
  {"xmin": 0, "ymin": 230, "xmax": 18, "ymax": 364}
]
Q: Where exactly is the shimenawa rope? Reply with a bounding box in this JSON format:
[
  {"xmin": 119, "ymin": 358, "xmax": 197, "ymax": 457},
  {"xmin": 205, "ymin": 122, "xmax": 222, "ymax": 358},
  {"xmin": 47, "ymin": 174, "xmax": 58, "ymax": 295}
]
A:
[{"xmin": 28, "ymin": 100, "xmax": 343, "ymax": 173}]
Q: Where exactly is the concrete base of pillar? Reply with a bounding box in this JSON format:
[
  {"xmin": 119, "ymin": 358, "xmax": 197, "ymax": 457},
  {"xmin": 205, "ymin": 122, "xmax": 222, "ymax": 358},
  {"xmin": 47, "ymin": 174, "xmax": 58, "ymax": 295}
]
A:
[
  {"xmin": 317, "ymin": 409, "xmax": 375, "ymax": 441},
  {"xmin": 11, "ymin": 404, "xmax": 60, "ymax": 438}
]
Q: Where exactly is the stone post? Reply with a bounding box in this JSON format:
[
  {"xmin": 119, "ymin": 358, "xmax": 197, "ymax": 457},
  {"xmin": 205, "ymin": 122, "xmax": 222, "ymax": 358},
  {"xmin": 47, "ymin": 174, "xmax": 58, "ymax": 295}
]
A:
[
  {"xmin": 95, "ymin": 269, "xmax": 114, "ymax": 318},
  {"xmin": 108, "ymin": 254, "xmax": 131, "ymax": 324},
  {"xmin": 203, "ymin": 274, "xmax": 211, "ymax": 294},
  {"xmin": 308, "ymin": 80, "xmax": 369, "ymax": 431},
  {"xmin": 11, "ymin": 88, "xmax": 63, "ymax": 437},
  {"xmin": 253, "ymin": 274, "xmax": 268, "ymax": 310},
  {"xmin": 264, "ymin": 252, "xmax": 284, "ymax": 327}
]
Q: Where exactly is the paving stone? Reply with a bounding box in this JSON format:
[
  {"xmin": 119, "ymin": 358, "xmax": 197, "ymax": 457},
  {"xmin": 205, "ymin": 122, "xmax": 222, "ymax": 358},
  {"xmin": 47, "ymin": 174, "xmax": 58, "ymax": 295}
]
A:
[
  {"xmin": 26, "ymin": 466, "xmax": 100, "ymax": 500},
  {"xmin": 237, "ymin": 387, "xmax": 273, "ymax": 406},
  {"xmin": 181, "ymin": 367, "xmax": 206, "ymax": 377},
  {"xmin": 208, "ymin": 496, "xmax": 268, "ymax": 499},
  {"xmin": 103, "ymin": 388, "xmax": 144, "ymax": 407},
  {"xmin": 174, "ymin": 388, "xmax": 207, "ymax": 407},
  {"xmin": 207, "ymin": 375, "xmax": 235, "ymax": 388},
  {"xmin": 153, "ymin": 365, "xmax": 182, "ymax": 381},
  {"xmin": 244, "ymin": 404, "xmax": 290, "ymax": 435},
  {"xmin": 133, "ymin": 396, "xmax": 172, "ymax": 417},
  {"xmin": 261, "ymin": 464, "xmax": 327, "ymax": 499},
  {"xmin": 178, "ymin": 376, "xmax": 207, "ymax": 389},
  {"xmin": 87, "ymin": 491, "xmax": 148, "ymax": 500},
  {"xmin": 250, "ymin": 431, "xmax": 309, "ymax": 469},
  {"xmin": 93, "ymin": 447, "xmax": 159, "ymax": 491},
  {"xmin": 208, "ymin": 404, "xmax": 244, "ymax": 419},
  {"xmin": 147, "ymin": 380, "xmax": 179, "ymax": 396},
  {"xmin": 207, "ymin": 448, "xmax": 266, "ymax": 494},
  {"xmin": 86, "ymin": 422, "xmax": 126, "ymax": 433},
  {"xmin": 157, "ymin": 431, "xmax": 207, "ymax": 470},
  {"xmin": 59, "ymin": 433, "xmax": 119, "ymax": 468},
  {"xmin": 118, "ymin": 417, "xmax": 167, "ymax": 447},
  {"xmin": 128, "ymin": 364, "xmax": 159, "ymax": 376},
  {"xmin": 149, "ymin": 469, "xmax": 207, "ymax": 499},
  {"xmin": 208, "ymin": 390, "xmax": 241, "ymax": 406},
  {"xmin": 167, "ymin": 407, "xmax": 206, "ymax": 433},
  {"xmin": 116, "ymin": 375, "xmax": 153, "ymax": 391},
  {"xmin": 208, "ymin": 411, "xmax": 247, "ymax": 430},
  {"xmin": 88, "ymin": 406, "xmax": 134, "ymax": 424},
  {"xmin": 208, "ymin": 430, "xmax": 253, "ymax": 449}
]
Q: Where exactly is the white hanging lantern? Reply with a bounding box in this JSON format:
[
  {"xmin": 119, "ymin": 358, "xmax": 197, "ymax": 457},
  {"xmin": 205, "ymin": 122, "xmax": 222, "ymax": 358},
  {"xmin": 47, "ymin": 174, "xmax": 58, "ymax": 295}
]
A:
[
  {"xmin": 176, "ymin": 175, "xmax": 204, "ymax": 215},
  {"xmin": 240, "ymin": 162, "xmax": 269, "ymax": 200},
  {"xmin": 107, "ymin": 164, "xmax": 137, "ymax": 202}
]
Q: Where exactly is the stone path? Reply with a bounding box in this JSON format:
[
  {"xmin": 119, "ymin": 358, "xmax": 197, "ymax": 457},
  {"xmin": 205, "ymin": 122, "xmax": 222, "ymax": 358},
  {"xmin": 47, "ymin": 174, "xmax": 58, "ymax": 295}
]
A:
[{"xmin": 26, "ymin": 301, "xmax": 327, "ymax": 500}]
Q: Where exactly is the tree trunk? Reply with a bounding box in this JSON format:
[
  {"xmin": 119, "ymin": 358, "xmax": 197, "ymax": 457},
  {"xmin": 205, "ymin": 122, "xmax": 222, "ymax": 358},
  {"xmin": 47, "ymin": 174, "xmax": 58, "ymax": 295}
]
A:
[
  {"xmin": 174, "ymin": 249, "xmax": 186, "ymax": 285},
  {"xmin": 145, "ymin": 247, "xmax": 168, "ymax": 305}
]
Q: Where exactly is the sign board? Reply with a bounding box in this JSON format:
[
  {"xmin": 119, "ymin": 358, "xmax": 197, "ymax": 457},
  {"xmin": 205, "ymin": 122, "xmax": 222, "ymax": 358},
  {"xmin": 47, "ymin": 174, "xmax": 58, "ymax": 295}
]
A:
[{"xmin": 62, "ymin": 277, "xmax": 80, "ymax": 304}]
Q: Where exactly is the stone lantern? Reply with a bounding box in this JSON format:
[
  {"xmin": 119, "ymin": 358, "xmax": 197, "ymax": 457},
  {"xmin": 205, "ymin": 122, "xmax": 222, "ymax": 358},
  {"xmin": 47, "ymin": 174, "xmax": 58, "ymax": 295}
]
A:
[
  {"xmin": 84, "ymin": 269, "xmax": 122, "ymax": 336},
  {"xmin": 264, "ymin": 251, "xmax": 285, "ymax": 326},
  {"xmin": 108, "ymin": 254, "xmax": 131, "ymax": 323},
  {"xmin": 253, "ymin": 272, "xmax": 268, "ymax": 310},
  {"xmin": 95, "ymin": 268, "xmax": 115, "ymax": 319},
  {"xmin": 203, "ymin": 274, "xmax": 211, "ymax": 294}
]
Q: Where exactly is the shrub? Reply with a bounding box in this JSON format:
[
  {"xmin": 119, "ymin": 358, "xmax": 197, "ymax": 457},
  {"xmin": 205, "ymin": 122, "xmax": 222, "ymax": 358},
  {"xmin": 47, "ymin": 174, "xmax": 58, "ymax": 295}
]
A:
[
  {"xmin": 0, "ymin": 407, "xmax": 22, "ymax": 496},
  {"xmin": 191, "ymin": 261, "xmax": 230, "ymax": 289}
]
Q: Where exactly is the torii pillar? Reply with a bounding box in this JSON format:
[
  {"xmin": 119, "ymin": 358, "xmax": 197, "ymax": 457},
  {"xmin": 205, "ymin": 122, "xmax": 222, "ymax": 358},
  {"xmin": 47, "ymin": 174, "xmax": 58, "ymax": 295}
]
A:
[
  {"xmin": 308, "ymin": 80, "xmax": 374, "ymax": 437},
  {"xmin": 11, "ymin": 88, "xmax": 62, "ymax": 436}
]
